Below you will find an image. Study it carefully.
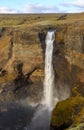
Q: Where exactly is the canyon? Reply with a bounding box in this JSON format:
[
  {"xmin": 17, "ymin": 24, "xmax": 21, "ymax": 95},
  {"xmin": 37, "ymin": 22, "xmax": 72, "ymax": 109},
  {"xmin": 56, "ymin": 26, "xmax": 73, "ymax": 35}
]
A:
[{"xmin": 0, "ymin": 13, "xmax": 84, "ymax": 130}]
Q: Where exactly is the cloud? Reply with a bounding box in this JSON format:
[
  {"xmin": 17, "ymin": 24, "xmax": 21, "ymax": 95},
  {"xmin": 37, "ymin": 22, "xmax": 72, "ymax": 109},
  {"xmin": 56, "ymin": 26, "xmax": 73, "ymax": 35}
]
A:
[
  {"xmin": 0, "ymin": 4, "xmax": 60, "ymax": 14},
  {"xmin": 0, "ymin": 1, "xmax": 84, "ymax": 14},
  {"xmin": 0, "ymin": 6, "xmax": 18, "ymax": 13},
  {"xmin": 23, "ymin": 3, "xmax": 59, "ymax": 13},
  {"xmin": 61, "ymin": 0, "xmax": 84, "ymax": 13},
  {"xmin": 62, "ymin": 0, "xmax": 84, "ymax": 8}
]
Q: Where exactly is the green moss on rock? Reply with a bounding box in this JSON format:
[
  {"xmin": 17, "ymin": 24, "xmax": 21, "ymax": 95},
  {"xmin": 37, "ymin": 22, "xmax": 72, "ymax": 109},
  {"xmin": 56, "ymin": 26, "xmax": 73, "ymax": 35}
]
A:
[{"xmin": 51, "ymin": 96, "xmax": 84, "ymax": 128}]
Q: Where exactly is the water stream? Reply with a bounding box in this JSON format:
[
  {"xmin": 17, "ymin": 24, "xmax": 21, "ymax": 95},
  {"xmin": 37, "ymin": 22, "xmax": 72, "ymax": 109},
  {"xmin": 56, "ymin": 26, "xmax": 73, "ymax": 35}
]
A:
[
  {"xmin": 44, "ymin": 30, "xmax": 55, "ymax": 109},
  {"xmin": 27, "ymin": 30, "xmax": 56, "ymax": 130},
  {"xmin": 0, "ymin": 30, "xmax": 57, "ymax": 130}
]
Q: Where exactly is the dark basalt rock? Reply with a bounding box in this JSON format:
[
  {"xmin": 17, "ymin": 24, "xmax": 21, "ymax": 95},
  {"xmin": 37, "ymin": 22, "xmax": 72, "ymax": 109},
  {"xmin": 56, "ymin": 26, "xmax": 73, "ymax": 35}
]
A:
[
  {"xmin": 57, "ymin": 14, "xmax": 67, "ymax": 21},
  {"xmin": 38, "ymin": 30, "xmax": 46, "ymax": 52},
  {"xmin": 0, "ymin": 27, "xmax": 6, "ymax": 38},
  {"xmin": 0, "ymin": 69, "xmax": 7, "ymax": 77},
  {"xmin": 13, "ymin": 61, "xmax": 37, "ymax": 92},
  {"xmin": 50, "ymin": 122, "xmax": 72, "ymax": 130}
]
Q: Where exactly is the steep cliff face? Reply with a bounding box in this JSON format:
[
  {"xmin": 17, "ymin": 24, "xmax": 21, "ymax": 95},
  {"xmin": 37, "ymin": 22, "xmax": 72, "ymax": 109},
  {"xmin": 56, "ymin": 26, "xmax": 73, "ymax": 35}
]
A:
[
  {"xmin": 51, "ymin": 22, "xmax": 84, "ymax": 130},
  {"xmin": 0, "ymin": 26, "xmax": 44, "ymax": 102},
  {"xmin": 1, "ymin": 27, "xmax": 44, "ymax": 78},
  {"xmin": 0, "ymin": 22, "xmax": 84, "ymax": 100},
  {"xmin": 0, "ymin": 14, "xmax": 84, "ymax": 130}
]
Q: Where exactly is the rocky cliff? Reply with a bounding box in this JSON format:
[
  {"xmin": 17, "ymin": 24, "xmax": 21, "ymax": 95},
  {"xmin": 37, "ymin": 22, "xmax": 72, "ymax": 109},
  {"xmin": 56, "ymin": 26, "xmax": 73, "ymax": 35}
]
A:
[
  {"xmin": 0, "ymin": 25, "xmax": 44, "ymax": 103},
  {"xmin": 51, "ymin": 20, "xmax": 84, "ymax": 130},
  {"xmin": 0, "ymin": 13, "xmax": 84, "ymax": 129}
]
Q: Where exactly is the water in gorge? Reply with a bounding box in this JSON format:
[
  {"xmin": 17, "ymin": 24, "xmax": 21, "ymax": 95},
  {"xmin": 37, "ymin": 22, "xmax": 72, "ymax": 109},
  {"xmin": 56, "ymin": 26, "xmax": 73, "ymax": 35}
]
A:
[
  {"xmin": 44, "ymin": 30, "xmax": 55, "ymax": 109},
  {"xmin": 0, "ymin": 30, "xmax": 57, "ymax": 130},
  {"xmin": 27, "ymin": 30, "xmax": 57, "ymax": 130}
]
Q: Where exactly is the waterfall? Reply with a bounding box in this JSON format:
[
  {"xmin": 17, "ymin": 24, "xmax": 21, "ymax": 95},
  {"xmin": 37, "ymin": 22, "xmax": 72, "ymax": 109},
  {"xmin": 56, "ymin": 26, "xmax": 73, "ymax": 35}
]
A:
[
  {"xmin": 44, "ymin": 30, "xmax": 55, "ymax": 109},
  {"xmin": 27, "ymin": 30, "xmax": 57, "ymax": 130}
]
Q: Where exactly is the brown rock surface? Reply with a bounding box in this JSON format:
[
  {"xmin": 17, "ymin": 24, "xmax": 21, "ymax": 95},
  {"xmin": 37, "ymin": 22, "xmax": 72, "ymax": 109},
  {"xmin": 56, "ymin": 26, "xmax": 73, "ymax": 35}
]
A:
[{"xmin": 0, "ymin": 14, "xmax": 84, "ymax": 105}]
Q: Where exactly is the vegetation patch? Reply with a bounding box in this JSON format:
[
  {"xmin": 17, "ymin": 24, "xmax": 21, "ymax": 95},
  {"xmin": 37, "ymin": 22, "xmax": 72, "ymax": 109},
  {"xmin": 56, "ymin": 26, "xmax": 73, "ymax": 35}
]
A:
[{"xmin": 51, "ymin": 96, "xmax": 84, "ymax": 128}]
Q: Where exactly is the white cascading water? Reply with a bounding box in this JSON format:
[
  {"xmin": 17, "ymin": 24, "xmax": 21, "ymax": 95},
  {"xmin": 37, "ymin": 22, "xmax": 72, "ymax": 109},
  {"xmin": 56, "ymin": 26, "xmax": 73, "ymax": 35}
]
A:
[
  {"xmin": 27, "ymin": 30, "xmax": 56, "ymax": 130},
  {"xmin": 44, "ymin": 30, "xmax": 55, "ymax": 109}
]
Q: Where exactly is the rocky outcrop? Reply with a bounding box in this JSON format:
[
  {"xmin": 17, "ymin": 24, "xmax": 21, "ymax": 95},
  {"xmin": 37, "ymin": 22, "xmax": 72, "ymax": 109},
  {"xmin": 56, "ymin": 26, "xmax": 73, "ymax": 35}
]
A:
[
  {"xmin": 51, "ymin": 22, "xmax": 84, "ymax": 130},
  {"xmin": 51, "ymin": 79, "xmax": 84, "ymax": 130},
  {"xmin": 51, "ymin": 95, "xmax": 84, "ymax": 130}
]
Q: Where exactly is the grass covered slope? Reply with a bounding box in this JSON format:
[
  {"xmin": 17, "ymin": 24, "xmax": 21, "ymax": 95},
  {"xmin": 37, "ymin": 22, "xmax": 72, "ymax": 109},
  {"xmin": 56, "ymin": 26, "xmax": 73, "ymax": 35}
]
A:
[{"xmin": 0, "ymin": 13, "xmax": 84, "ymax": 27}]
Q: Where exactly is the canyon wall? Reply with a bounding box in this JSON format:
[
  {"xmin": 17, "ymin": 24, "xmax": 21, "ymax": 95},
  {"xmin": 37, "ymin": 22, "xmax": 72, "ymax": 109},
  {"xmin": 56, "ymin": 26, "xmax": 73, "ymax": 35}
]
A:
[
  {"xmin": 0, "ymin": 15, "xmax": 84, "ymax": 129},
  {"xmin": 0, "ymin": 21, "xmax": 84, "ymax": 102},
  {"xmin": 51, "ymin": 23, "xmax": 84, "ymax": 130}
]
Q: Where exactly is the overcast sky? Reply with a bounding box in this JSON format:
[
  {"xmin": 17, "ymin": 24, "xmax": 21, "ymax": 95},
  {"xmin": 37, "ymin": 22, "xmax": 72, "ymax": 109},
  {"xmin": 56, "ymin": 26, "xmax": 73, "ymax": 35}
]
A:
[{"xmin": 0, "ymin": 0, "xmax": 84, "ymax": 13}]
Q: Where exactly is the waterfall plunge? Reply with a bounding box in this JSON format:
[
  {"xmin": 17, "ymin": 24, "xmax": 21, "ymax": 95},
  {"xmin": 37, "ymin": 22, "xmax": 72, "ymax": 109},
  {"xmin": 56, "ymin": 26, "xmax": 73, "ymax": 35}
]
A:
[
  {"xmin": 44, "ymin": 30, "xmax": 55, "ymax": 109},
  {"xmin": 27, "ymin": 31, "xmax": 57, "ymax": 130}
]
